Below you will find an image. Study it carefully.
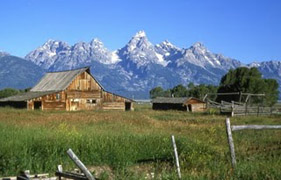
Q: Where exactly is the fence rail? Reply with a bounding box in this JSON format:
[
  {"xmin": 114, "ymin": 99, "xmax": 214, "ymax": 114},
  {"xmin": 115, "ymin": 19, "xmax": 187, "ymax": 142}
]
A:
[
  {"xmin": 225, "ymin": 118, "xmax": 281, "ymax": 168},
  {"xmin": 207, "ymin": 99, "xmax": 281, "ymax": 116},
  {"xmin": 232, "ymin": 125, "xmax": 281, "ymax": 131}
]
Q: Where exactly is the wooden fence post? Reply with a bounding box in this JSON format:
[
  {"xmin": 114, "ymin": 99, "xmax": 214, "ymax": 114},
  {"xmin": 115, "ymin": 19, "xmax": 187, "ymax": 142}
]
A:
[
  {"xmin": 245, "ymin": 102, "xmax": 248, "ymax": 115},
  {"xmin": 57, "ymin": 165, "xmax": 63, "ymax": 180},
  {"xmin": 171, "ymin": 135, "xmax": 181, "ymax": 179},
  {"xmin": 67, "ymin": 149, "xmax": 95, "ymax": 180},
  {"xmin": 57, "ymin": 165, "xmax": 63, "ymax": 173},
  {"xmin": 231, "ymin": 101, "xmax": 234, "ymax": 117},
  {"xmin": 225, "ymin": 118, "xmax": 236, "ymax": 168}
]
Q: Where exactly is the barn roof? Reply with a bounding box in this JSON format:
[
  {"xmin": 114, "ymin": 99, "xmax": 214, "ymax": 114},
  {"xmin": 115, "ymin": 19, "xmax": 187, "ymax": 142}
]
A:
[
  {"xmin": 31, "ymin": 67, "xmax": 104, "ymax": 92},
  {"xmin": 152, "ymin": 97, "xmax": 188, "ymax": 104},
  {"xmin": 152, "ymin": 97, "xmax": 205, "ymax": 104},
  {"xmin": 0, "ymin": 91, "xmax": 58, "ymax": 102}
]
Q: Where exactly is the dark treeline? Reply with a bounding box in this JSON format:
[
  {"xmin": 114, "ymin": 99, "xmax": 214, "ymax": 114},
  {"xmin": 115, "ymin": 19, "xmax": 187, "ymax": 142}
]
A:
[
  {"xmin": 150, "ymin": 83, "xmax": 218, "ymax": 100},
  {"xmin": 0, "ymin": 88, "xmax": 30, "ymax": 99}
]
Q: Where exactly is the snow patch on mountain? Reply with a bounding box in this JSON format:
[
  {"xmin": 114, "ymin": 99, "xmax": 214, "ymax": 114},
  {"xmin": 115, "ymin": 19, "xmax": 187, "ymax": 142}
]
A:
[
  {"xmin": 111, "ymin": 50, "xmax": 121, "ymax": 64},
  {"xmin": 23, "ymin": 31, "xmax": 281, "ymax": 99},
  {"xmin": 117, "ymin": 31, "xmax": 170, "ymax": 68},
  {"xmin": 25, "ymin": 38, "xmax": 117, "ymax": 70},
  {"xmin": 0, "ymin": 51, "xmax": 9, "ymax": 58}
]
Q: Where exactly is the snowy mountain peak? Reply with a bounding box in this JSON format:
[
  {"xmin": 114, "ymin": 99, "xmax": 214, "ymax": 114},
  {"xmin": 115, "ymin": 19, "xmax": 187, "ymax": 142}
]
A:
[
  {"xmin": 175, "ymin": 42, "xmax": 226, "ymax": 68},
  {"xmin": 90, "ymin": 38, "xmax": 103, "ymax": 45},
  {"xmin": 45, "ymin": 39, "xmax": 57, "ymax": 44},
  {"xmin": 117, "ymin": 31, "xmax": 169, "ymax": 67},
  {"xmin": 248, "ymin": 61, "xmax": 261, "ymax": 68},
  {"xmin": 156, "ymin": 40, "xmax": 180, "ymax": 51},
  {"xmin": 41, "ymin": 39, "xmax": 70, "ymax": 52},
  {"xmin": 162, "ymin": 40, "xmax": 174, "ymax": 46},
  {"xmin": 125, "ymin": 31, "xmax": 152, "ymax": 52},
  {"xmin": 42, "ymin": 39, "xmax": 67, "ymax": 48},
  {"xmin": 191, "ymin": 42, "xmax": 205, "ymax": 49},
  {"xmin": 134, "ymin": 30, "xmax": 146, "ymax": 38},
  {"xmin": 25, "ymin": 39, "xmax": 71, "ymax": 69},
  {"xmin": 25, "ymin": 37, "xmax": 116, "ymax": 70}
]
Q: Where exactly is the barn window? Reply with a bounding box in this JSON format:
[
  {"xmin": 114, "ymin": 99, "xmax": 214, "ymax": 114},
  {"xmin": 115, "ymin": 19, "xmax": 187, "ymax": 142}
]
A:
[
  {"xmin": 56, "ymin": 94, "xmax": 60, "ymax": 100},
  {"xmin": 87, "ymin": 99, "xmax": 96, "ymax": 104}
]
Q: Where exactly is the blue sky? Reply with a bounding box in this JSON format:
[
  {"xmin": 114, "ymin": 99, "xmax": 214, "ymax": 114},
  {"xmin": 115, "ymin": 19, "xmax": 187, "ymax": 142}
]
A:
[{"xmin": 0, "ymin": 0, "xmax": 280, "ymax": 63}]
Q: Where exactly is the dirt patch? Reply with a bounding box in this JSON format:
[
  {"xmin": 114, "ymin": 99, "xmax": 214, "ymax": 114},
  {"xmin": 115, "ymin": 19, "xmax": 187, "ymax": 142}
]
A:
[{"xmin": 87, "ymin": 165, "xmax": 114, "ymax": 180}]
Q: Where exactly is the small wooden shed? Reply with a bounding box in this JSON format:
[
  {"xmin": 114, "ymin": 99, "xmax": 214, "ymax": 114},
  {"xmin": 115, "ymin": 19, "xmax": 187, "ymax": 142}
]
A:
[
  {"xmin": 0, "ymin": 67, "xmax": 134, "ymax": 111},
  {"xmin": 152, "ymin": 97, "xmax": 206, "ymax": 112}
]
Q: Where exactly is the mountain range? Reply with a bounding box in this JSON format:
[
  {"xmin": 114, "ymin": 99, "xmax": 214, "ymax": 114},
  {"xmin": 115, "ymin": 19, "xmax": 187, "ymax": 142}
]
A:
[{"xmin": 1, "ymin": 31, "xmax": 281, "ymax": 99}]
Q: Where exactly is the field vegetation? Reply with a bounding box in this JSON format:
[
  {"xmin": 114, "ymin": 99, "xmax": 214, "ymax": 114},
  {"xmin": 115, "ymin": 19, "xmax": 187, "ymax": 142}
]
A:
[{"xmin": 0, "ymin": 104, "xmax": 281, "ymax": 179}]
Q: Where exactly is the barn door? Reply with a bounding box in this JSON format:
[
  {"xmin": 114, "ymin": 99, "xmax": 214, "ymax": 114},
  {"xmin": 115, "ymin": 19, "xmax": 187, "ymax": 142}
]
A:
[
  {"xmin": 34, "ymin": 101, "xmax": 42, "ymax": 110},
  {"xmin": 125, "ymin": 102, "xmax": 131, "ymax": 111}
]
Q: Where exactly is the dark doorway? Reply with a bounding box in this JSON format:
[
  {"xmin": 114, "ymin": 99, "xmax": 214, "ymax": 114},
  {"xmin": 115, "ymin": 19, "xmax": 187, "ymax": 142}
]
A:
[
  {"xmin": 188, "ymin": 104, "xmax": 192, "ymax": 112},
  {"xmin": 152, "ymin": 103, "xmax": 187, "ymax": 111},
  {"xmin": 0, "ymin": 101, "xmax": 27, "ymax": 109},
  {"xmin": 34, "ymin": 101, "xmax": 42, "ymax": 110},
  {"xmin": 125, "ymin": 102, "xmax": 131, "ymax": 111}
]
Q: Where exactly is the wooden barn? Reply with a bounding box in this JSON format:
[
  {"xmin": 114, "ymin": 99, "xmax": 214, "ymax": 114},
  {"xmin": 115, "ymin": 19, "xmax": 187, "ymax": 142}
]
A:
[
  {"xmin": 152, "ymin": 97, "xmax": 206, "ymax": 112},
  {"xmin": 0, "ymin": 67, "xmax": 134, "ymax": 111}
]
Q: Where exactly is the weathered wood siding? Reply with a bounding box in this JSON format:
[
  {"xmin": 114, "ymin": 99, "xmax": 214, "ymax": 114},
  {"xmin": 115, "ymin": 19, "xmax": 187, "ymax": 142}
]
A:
[
  {"xmin": 102, "ymin": 102, "xmax": 125, "ymax": 110},
  {"xmin": 43, "ymin": 101, "xmax": 66, "ymax": 110},
  {"xmin": 184, "ymin": 98, "xmax": 206, "ymax": 112},
  {"xmin": 102, "ymin": 91, "xmax": 126, "ymax": 103},
  {"xmin": 26, "ymin": 71, "xmax": 132, "ymax": 111},
  {"xmin": 62, "ymin": 71, "xmax": 102, "ymax": 111},
  {"xmin": 67, "ymin": 71, "xmax": 102, "ymax": 91},
  {"xmin": 190, "ymin": 103, "xmax": 206, "ymax": 112}
]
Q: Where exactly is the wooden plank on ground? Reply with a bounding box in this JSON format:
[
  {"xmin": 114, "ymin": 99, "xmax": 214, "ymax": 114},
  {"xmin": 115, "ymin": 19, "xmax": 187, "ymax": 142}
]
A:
[{"xmin": 232, "ymin": 125, "xmax": 281, "ymax": 131}]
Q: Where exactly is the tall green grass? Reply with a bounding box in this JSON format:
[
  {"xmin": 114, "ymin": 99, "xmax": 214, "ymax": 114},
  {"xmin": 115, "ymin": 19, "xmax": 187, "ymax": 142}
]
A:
[{"xmin": 0, "ymin": 106, "xmax": 280, "ymax": 179}]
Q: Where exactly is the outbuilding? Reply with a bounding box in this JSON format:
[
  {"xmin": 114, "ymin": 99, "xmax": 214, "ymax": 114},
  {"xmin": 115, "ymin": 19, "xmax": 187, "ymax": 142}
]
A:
[
  {"xmin": 152, "ymin": 97, "xmax": 206, "ymax": 112},
  {"xmin": 0, "ymin": 67, "xmax": 134, "ymax": 111}
]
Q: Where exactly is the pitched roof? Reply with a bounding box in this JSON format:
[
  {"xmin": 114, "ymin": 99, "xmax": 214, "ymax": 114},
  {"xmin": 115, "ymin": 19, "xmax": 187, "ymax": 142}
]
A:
[
  {"xmin": 152, "ymin": 97, "xmax": 205, "ymax": 104},
  {"xmin": 31, "ymin": 67, "xmax": 92, "ymax": 92},
  {"xmin": 152, "ymin": 97, "xmax": 188, "ymax": 104},
  {"xmin": 0, "ymin": 91, "xmax": 58, "ymax": 102}
]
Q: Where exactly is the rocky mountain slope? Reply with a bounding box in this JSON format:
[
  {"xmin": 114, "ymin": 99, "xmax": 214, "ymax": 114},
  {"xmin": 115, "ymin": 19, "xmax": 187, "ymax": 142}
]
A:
[
  {"xmin": 0, "ymin": 55, "xmax": 45, "ymax": 90},
  {"xmin": 1, "ymin": 31, "xmax": 280, "ymax": 99}
]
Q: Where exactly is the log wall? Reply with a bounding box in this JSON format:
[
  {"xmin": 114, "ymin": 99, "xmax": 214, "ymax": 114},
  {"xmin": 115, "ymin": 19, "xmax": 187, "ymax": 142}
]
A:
[{"xmin": 27, "ymin": 71, "xmax": 132, "ymax": 111}]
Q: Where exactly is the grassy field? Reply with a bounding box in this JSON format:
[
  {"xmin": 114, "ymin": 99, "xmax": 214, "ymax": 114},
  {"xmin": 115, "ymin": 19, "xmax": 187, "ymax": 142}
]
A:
[{"xmin": 0, "ymin": 104, "xmax": 281, "ymax": 179}]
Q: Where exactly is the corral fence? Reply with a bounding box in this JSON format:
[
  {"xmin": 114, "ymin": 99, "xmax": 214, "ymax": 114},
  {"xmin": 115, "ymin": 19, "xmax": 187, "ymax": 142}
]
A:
[
  {"xmin": 225, "ymin": 118, "xmax": 281, "ymax": 168},
  {"xmin": 204, "ymin": 92, "xmax": 281, "ymax": 116},
  {"xmin": 207, "ymin": 99, "xmax": 281, "ymax": 116}
]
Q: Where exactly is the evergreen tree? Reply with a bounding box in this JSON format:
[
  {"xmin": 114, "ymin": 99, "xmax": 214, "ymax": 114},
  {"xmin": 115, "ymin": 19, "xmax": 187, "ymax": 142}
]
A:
[
  {"xmin": 217, "ymin": 67, "xmax": 279, "ymax": 105},
  {"xmin": 150, "ymin": 83, "xmax": 218, "ymax": 99},
  {"xmin": 187, "ymin": 83, "xmax": 218, "ymax": 99},
  {"xmin": 171, "ymin": 84, "xmax": 187, "ymax": 97},
  {"xmin": 264, "ymin": 79, "xmax": 279, "ymax": 106}
]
